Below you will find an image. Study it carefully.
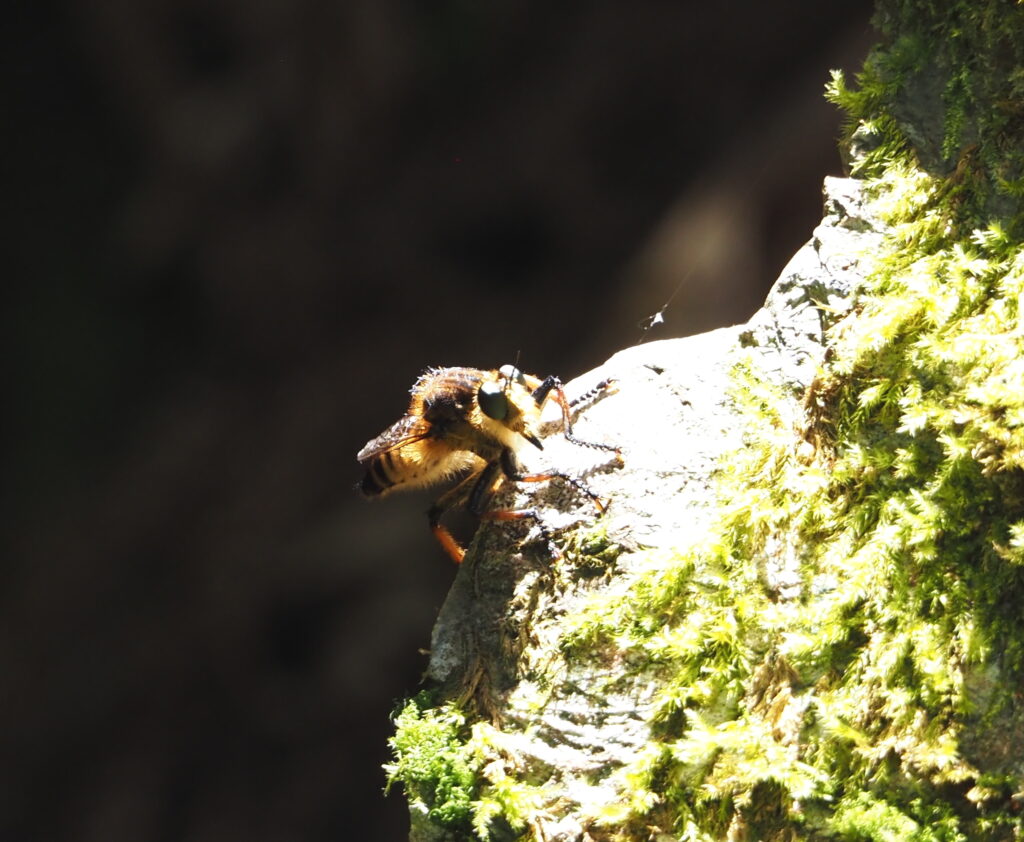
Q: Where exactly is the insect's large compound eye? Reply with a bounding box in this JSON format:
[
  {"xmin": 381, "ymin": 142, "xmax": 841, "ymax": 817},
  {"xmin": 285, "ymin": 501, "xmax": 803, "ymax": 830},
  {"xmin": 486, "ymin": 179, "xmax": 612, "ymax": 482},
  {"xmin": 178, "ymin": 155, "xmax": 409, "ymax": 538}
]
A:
[{"xmin": 478, "ymin": 380, "xmax": 509, "ymax": 420}]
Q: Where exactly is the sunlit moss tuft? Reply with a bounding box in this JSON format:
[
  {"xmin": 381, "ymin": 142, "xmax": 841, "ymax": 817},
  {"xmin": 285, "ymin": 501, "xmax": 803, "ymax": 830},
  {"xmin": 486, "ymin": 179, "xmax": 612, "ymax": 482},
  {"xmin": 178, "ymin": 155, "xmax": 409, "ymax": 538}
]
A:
[{"xmin": 386, "ymin": 695, "xmax": 480, "ymax": 835}]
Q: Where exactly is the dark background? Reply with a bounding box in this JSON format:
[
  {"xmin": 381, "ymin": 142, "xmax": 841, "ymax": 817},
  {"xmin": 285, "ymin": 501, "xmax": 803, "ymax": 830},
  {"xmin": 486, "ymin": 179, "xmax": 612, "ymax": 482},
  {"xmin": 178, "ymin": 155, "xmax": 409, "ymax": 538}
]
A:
[{"xmin": 5, "ymin": 2, "xmax": 873, "ymax": 840}]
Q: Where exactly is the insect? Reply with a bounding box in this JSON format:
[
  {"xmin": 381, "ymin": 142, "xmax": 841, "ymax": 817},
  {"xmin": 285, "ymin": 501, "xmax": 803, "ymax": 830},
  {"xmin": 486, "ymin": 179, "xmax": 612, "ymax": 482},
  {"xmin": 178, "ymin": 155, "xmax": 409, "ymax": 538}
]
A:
[{"xmin": 357, "ymin": 365, "xmax": 619, "ymax": 562}]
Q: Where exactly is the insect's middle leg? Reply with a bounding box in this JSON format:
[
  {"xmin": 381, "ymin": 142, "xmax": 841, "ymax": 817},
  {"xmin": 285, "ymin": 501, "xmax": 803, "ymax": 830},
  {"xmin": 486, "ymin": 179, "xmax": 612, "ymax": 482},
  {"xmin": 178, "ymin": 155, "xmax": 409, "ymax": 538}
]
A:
[
  {"xmin": 498, "ymin": 449, "xmax": 608, "ymax": 514},
  {"xmin": 467, "ymin": 449, "xmax": 556, "ymax": 557},
  {"xmin": 477, "ymin": 448, "xmax": 611, "ymax": 560}
]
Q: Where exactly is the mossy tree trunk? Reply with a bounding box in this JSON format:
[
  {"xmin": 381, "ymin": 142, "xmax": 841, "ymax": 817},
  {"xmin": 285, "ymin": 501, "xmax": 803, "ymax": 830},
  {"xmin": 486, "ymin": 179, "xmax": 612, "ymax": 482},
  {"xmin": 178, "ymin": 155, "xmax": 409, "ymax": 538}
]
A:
[{"xmin": 385, "ymin": 2, "xmax": 1024, "ymax": 840}]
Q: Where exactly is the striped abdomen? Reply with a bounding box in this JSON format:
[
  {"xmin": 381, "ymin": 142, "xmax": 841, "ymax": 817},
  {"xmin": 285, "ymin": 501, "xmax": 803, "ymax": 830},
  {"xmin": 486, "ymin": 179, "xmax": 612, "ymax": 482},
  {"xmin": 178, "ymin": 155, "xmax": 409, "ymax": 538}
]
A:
[{"xmin": 357, "ymin": 416, "xmax": 478, "ymax": 498}]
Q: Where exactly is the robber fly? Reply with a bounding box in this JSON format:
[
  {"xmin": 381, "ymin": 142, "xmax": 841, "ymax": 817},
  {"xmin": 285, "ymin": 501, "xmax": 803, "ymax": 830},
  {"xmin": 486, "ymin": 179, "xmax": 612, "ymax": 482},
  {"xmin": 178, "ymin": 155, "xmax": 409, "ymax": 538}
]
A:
[{"xmin": 357, "ymin": 364, "xmax": 618, "ymax": 562}]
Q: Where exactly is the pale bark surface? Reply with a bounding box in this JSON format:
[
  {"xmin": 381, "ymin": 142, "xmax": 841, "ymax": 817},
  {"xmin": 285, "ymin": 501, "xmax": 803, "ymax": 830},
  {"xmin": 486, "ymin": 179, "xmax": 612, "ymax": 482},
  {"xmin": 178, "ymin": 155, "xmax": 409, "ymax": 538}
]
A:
[{"xmin": 420, "ymin": 177, "xmax": 880, "ymax": 840}]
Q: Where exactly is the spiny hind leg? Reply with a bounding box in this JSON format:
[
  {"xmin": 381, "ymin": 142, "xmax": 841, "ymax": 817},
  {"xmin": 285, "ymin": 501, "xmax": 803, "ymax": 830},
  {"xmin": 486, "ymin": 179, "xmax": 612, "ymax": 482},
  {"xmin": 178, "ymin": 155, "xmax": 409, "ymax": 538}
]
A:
[{"xmin": 480, "ymin": 507, "xmax": 561, "ymax": 560}]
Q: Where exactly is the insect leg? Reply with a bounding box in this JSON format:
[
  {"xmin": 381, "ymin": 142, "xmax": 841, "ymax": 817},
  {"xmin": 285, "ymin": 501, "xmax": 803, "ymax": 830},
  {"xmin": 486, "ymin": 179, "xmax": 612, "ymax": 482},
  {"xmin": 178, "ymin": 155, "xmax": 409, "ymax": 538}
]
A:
[
  {"xmin": 568, "ymin": 377, "xmax": 617, "ymax": 411},
  {"xmin": 531, "ymin": 376, "xmax": 620, "ymax": 455},
  {"xmin": 529, "ymin": 375, "xmax": 561, "ymax": 407},
  {"xmin": 428, "ymin": 461, "xmax": 501, "ymax": 564},
  {"xmin": 474, "ymin": 448, "xmax": 606, "ymax": 560},
  {"xmin": 498, "ymin": 449, "xmax": 608, "ymax": 514},
  {"xmin": 478, "ymin": 451, "xmax": 559, "ymax": 556},
  {"xmin": 516, "ymin": 472, "xmax": 609, "ymax": 513},
  {"xmin": 479, "ymin": 507, "xmax": 559, "ymax": 560},
  {"xmin": 464, "ymin": 454, "xmax": 566, "ymax": 561},
  {"xmin": 465, "ymin": 458, "xmax": 504, "ymax": 517}
]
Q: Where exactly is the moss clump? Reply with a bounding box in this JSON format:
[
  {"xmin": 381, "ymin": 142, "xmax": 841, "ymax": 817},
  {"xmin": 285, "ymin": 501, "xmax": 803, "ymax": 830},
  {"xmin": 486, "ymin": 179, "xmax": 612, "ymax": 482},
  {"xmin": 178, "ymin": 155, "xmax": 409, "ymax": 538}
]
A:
[
  {"xmin": 827, "ymin": 0, "xmax": 1024, "ymax": 233},
  {"xmin": 386, "ymin": 693, "xmax": 552, "ymax": 841},
  {"xmin": 558, "ymin": 522, "xmax": 623, "ymax": 576},
  {"xmin": 386, "ymin": 695, "xmax": 480, "ymax": 836}
]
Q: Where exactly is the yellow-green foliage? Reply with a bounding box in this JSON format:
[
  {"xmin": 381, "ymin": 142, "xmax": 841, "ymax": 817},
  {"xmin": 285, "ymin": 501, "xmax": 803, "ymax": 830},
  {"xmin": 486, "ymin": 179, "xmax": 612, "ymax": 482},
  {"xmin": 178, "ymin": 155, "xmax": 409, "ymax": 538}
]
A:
[
  {"xmin": 387, "ymin": 172, "xmax": 1024, "ymax": 842},
  {"xmin": 827, "ymin": 0, "xmax": 1024, "ymax": 233},
  {"xmin": 386, "ymin": 695, "xmax": 547, "ymax": 841},
  {"xmin": 387, "ymin": 203, "xmax": 1024, "ymax": 839},
  {"xmin": 386, "ymin": 696, "xmax": 479, "ymax": 834},
  {"xmin": 559, "ymin": 175, "xmax": 1024, "ymax": 839}
]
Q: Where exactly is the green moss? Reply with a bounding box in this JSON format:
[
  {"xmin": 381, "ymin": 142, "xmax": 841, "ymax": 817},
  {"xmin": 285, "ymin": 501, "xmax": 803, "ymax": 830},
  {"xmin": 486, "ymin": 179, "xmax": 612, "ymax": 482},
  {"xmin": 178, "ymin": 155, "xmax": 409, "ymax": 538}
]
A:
[
  {"xmin": 559, "ymin": 522, "xmax": 623, "ymax": 574},
  {"xmin": 386, "ymin": 694, "xmax": 552, "ymax": 841},
  {"xmin": 386, "ymin": 695, "xmax": 480, "ymax": 836},
  {"xmin": 827, "ymin": 0, "xmax": 1024, "ymax": 233}
]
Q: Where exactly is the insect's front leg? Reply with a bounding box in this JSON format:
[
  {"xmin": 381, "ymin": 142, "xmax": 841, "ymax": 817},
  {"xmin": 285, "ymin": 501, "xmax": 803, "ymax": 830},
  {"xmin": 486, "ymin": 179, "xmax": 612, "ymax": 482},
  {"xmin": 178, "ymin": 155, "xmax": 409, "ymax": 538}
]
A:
[
  {"xmin": 529, "ymin": 375, "xmax": 561, "ymax": 407},
  {"xmin": 531, "ymin": 376, "xmax": 620, "ymax": 455}
]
